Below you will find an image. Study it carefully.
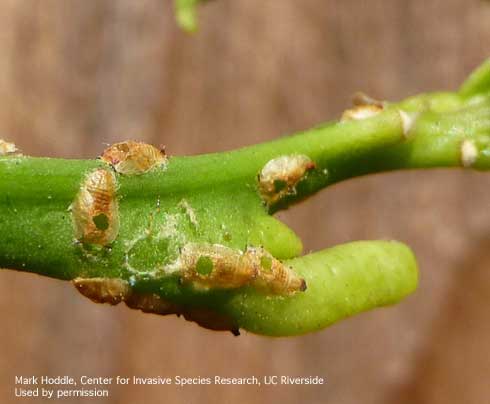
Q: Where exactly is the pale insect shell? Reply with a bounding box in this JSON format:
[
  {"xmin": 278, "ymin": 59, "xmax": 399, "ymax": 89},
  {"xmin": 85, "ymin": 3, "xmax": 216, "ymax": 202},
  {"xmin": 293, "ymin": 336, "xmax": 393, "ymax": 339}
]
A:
[
  {"xmin": 180, "ymin": 243, "xmax": 257, "ymax": 289},
  {"xmin": 341, "ymin": 104, "xmax": 383, "ymax": 122},
  {"xmin": 259, "ymin": 154, "xmax": 316, "ymax": 205},
  {"xmin": 101, "ymin": 140, "xmax": 166, "ymax": 175},
  {"xmin": 71, "ymin": 168, "xmax": 119, "ymax": 245}
]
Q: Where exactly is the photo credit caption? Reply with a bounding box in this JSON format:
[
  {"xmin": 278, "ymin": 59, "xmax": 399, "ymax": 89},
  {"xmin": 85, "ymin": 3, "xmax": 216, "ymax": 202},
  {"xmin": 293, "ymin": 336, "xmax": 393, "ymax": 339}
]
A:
[{"xmin": 14, "ymin": 375, "xmax": 325, "ymax": 398}]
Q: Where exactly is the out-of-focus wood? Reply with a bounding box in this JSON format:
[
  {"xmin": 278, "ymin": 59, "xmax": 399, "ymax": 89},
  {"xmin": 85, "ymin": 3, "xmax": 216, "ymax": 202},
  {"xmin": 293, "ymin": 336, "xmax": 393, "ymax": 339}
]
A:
[
  {"xmin": 393, "ymin": 236, "xmax": 490, "ymax": 404},
  {"xmin": 1, "ymin": 1, "xmax": 490, "ymax": 403}
]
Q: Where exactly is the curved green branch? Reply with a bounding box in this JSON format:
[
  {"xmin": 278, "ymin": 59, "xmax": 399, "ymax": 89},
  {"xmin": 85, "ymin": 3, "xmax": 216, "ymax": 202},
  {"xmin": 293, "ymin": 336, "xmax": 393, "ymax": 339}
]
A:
[{"xmin": 1, "ymin": 60, "xmax": 489, "ymax": 336}]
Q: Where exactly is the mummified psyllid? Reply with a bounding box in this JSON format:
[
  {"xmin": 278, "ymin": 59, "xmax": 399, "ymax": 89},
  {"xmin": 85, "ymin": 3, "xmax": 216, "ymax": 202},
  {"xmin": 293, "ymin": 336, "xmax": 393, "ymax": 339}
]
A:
[
  {"xmin": 73, "ymin": 277, "xmax": 130, "ymax": 305},
  {"xmin": 73, "ymin": 277, "xmax": 240, "ymax": 334},
  {"xmin": 179, "ymin": 243, "xmax": 306, "ymax": 295},
  {"xmin": 259, "ymin": 155, "xmax": 316, "ymax": 206},
  {"xmin": 101, "ymin": 140, "xmax": 166, "ymax": 175},
  {"xmin": 71, "ymin": 168, "xmax": 119, "ymax": 245},
  {"xmin": 247, "ymin": 247, "xmax": 307, "ymax": 295},
  {"xmin": 179, "ymin": 243, "xmax": 257, "ymax": 289}
]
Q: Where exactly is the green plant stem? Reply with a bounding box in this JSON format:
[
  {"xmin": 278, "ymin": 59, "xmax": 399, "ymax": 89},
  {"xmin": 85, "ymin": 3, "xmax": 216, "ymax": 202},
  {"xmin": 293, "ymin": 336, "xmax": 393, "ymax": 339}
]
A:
[
  {"xmin": 1, "ymin": 61, "xmax": 490, "ymax": 336},
  {"xmin": 0, "ymin": 110, "xmax": 406, "ymax": 281}
]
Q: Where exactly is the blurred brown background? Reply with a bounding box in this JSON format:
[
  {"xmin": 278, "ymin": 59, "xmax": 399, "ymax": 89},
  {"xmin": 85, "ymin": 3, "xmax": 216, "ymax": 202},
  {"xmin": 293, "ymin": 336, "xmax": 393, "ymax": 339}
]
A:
[{"xmin": 1, "ymin": 1, "xmax": 490, "ymax": 403}]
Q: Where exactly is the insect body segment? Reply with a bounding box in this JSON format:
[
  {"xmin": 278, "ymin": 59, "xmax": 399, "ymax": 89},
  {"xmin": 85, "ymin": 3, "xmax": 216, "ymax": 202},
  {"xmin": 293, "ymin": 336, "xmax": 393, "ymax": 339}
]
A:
[
  {"xmin": 71, "ymin": 168, "xmax": 119, "ymax": 245},
  {"xmin": 101, "ymin": 140, "xmax": 167, "ymax": 175},
  {"xmin": 179, "ymin": 243, "xmax": 306, "ymax": 295},
  {"xmin": 259, "ymin": 155, "xmax": 316, "ymax": 206}
]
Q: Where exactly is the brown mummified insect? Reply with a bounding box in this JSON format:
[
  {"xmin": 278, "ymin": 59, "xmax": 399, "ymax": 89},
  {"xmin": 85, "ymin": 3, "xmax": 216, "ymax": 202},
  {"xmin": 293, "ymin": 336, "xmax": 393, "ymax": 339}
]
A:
[
  {"xmin": 101, "ymin": 140, "xmax": 167, "ymax": 175},
  {"xmin": 125, "ymin": 292, "xmax": 240, "ymax": 335},
  {"xmin": 258, "ymin": 155, "xmax": 316, "ymax": 206},
  {"xmin": 0, "ymin": 139, "xmax": 18, "ymax": 155},
  {"xmin": 71, "ymin": 168, "xmax": 119, "ymax": 245},
  {"xmin": 247, "ymin": 247, "xmax": 307, "ymax": 295},
  {"xmin": 73, "ymin": 278, "xmax": 240, "ymax": 335},
  {"xmin": 73, "ymin": 277, "xmax": 179, "ymax": 312},
  {"xmin": 179, "ymin": 243, "xmax": 257, "ymax": 289},
  {"xmin": 125, "ymin": 292, "xmax": 179, "ymax": 314},
  {"xmin": 179, "ymin": 243, "xmax": 306, "ymax": 295},
  {"xmin": 179, "ymin": 307, "xmax": 240, "ymax": 336},
  {"xmin": 73, "ymin": 277, "xmax": 131, "ymax": 305}
]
